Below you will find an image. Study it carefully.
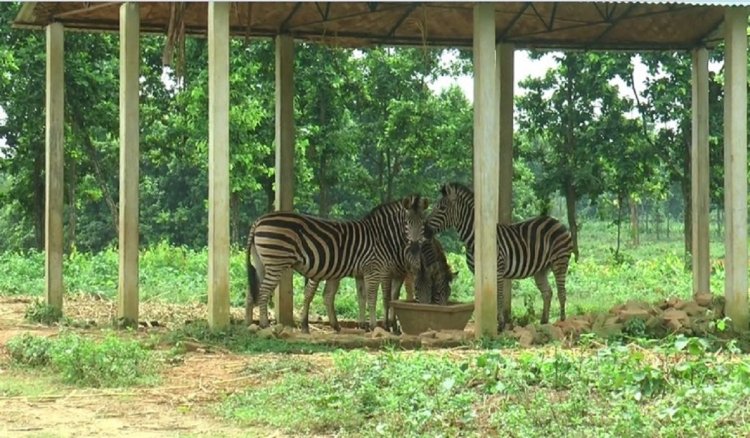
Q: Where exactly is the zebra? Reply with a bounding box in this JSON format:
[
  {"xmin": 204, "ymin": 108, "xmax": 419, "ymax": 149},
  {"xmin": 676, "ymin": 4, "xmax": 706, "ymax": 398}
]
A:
[
  {"xmin": 424, "ymin": 182, "xmax": 573, "ymax": 330},
  {"xmin": 245, "ymin": 195, "xmax": 429, "ymax": 329},
  {"xmin": 409, "ymin": 234, "xmax": 455, "ymax": 305}
]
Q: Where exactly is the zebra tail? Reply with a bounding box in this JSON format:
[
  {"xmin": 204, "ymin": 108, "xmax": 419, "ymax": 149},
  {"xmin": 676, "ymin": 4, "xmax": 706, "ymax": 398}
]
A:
[{"xmin": 246, "ymin": 229, "xmax": 260, "ymax": 307}]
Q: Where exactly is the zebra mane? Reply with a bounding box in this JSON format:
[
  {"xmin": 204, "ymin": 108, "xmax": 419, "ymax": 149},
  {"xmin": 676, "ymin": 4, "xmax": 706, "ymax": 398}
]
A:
[
  {"xmin": 442, "ymin": 182, "xmax": 473, "ymax": 197},
  {"xmin": 364, "ymin": 196, "xmax": 414, "ymax": 219}
]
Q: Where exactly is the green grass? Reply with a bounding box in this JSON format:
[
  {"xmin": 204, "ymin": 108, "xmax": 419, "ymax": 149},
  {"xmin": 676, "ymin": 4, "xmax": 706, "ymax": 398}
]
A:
[
  {"xmin": 221, "ymin": 337, "xmax": 750, "ymax": 437},
  {"xmin": 0, "ymin": 221, "xmax": 741, "ymax": 322},
  {"xmin": 0, "ymin": 369, "xmax": 66, "ymax": 397},
  {"xmin": 163, "ymin": 319, "xmax": 339, "ymax": 354},
  {"xmin": 6, "ymin": 331, "xmax": 158, "ymax": 387}
]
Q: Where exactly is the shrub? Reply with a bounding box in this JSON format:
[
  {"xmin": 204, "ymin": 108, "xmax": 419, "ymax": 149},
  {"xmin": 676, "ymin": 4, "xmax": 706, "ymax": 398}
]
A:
[
  {"xmin": 6, "ymin": 332, "xmax": 157, "ymax": 387},
  {"xmin": 24, "ymin": 300, "xmax": 63, "ymax": 325}
]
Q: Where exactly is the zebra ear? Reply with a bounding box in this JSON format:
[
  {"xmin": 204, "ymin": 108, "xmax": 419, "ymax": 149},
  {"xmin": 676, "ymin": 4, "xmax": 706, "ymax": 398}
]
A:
[
  {"xmin": 401, "ymin": 197, "xmax": 412, "ymax": 210},
  {"xmin": 420, "ymin": 197, "xmax": 429, "ymax": 211},
  {"xmin": 440, "ymin": 184, "xmax": 447, "ymax": 197}
]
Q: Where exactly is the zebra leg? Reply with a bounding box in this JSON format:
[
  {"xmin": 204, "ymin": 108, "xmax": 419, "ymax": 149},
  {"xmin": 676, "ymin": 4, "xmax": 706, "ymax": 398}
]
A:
[
  {"xmin": 497, "ymin": 278, "xmax": 507, "ymax": 331},
  {"xmin": 533, "ymin": 269, "xmax": 554, "ymax": 324},
  {"xmin": 257, "ymin": 268, "xmax": 283, "ymax": 328},
  {"xmin": 403, "ymin": 273, "xmax": 414, "ymax": 301},
  {"xmin": 386, "ymin": 277, "xmax": 404, "ymax": 333},
  {"xmin": 355, "ymin": 276, "xmax": 367, "ymax": 329},
  {"xmin": 323, "ymin": 278, "xmax": 342, "ymax": 332},
  {"xmin": 381, "ymin": 280, "xmax": 390, "ymax": 332},
  {"xmin": 300, "ymin": 279, "xmax": 320, "ymax": 334},
  {"xmin": 363, "ymin": 274, "xmax": 382, "ymax": 332},
  {"xmin": 552, "ymin": 258, "xmax": 570, "ymax": 322}
]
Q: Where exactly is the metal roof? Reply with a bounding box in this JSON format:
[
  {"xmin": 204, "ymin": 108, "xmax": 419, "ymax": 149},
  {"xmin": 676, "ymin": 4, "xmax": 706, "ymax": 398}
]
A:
[{"xmin": 11, "ymin": 2, "xmax": 750, "ymax": 50}]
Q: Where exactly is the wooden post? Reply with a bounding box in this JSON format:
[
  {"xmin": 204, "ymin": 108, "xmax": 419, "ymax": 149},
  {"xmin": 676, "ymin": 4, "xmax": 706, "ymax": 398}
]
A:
[
  {"xmin": 473, "ymin": 4, "xmax": 499, "ymax": 338},
  {"xmin": 207, "ymin": 1, "xmax": 231, "ymax": 329},
  {"xmin": 690, "ymin": 47, "xmax": 710, "ymax": 297},
  {"xmin": 117, "ymin": 3, "xmax": 140, "ymax": 326},
  {"xmin": 45, "ymin": 22, "xmax": 64, "ymax": 312},
  {"xmin": 497, "ymin": 43, "xmax": 514, "ymax": 324},
  {"xmin": 723, "ymin": 7, "xmax": 748, "ymax": 331},
  {"xmin": 274, "ymin": 34, "xmax": 295, "ymax": 327}
]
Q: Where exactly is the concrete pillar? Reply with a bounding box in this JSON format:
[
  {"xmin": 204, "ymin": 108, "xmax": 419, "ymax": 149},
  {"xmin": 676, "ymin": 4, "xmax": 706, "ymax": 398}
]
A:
[
  {"xmin": 207, "ymin": 1, "xmax": 231, "ymax": 329},
  {"xmin": 473, "ymin": 3, "xmax": 499, "ymax": 338},
  {"xmin": 690, "ymin": 47, "xmax": 710, "ymax": 297},
  {"xmin": 117, "ymin": 2, "xmax": 140, "ymax": 326},
  {"xmin": 274, "ymin": 34, "xmax": 295, "ymax": 326},
  {"xmin": 45, "ymin": 22, "xmax": 64, "ymax": 312},
  {"xmin": 722, "ymin": 7, "xmax": 748, "ymax": 331}
]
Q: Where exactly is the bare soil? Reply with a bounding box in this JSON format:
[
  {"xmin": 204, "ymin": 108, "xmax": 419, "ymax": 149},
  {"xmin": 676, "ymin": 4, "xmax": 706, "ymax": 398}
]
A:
[{"xmin": 0, "ymin": 295, "xmax": 290, "ymax": 438}]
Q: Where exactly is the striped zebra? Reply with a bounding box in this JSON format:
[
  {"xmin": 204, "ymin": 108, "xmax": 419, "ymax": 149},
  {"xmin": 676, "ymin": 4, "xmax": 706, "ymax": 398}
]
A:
[
  {"xmin": 246, "ymin": 195, "xmax": 429, "ymax": 329},
  {"xmin": 425, "ymin": 182, "xmax": 573, "ymax": 330},
  {"xmin": 410, "ymin": 235, "xmax": 455, "ymax": 305}
]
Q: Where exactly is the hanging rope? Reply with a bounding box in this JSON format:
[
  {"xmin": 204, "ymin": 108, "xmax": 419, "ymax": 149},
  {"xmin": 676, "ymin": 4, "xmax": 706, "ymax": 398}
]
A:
[{"xmin": 163, "ymin": 2, "xmax": 187, "ymax": 80}]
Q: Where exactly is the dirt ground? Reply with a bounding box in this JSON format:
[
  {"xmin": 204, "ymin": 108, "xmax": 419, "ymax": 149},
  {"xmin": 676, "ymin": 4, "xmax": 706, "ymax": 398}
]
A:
[{"xmin": 0, "ymin": 295, "xmax": 298, "ymax": 438}]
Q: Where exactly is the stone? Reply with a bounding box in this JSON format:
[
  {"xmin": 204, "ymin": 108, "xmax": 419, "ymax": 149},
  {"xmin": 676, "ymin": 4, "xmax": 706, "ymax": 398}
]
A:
[
  {"xmin": 617, "ymin": 308, "xmax": 650, "ymax": 323},
  {"xmin": 371, "ymin": 326, "xmax": 390, "ymax": 339},
  {"xmin": 681, "ymin": 301, "xmax": 707, "ymax": 317},
  {"xmin": 665, "ymin": 318, "xmax": 684, "ymax": 332},
  {"xmin": 247, "ymin": 324, "xmax": 260, "ymax": 333},
  {"xmin": 694, "ymin": 293, "xmax": 713, "ymax": 307},
  {"xmin": 257, "ymin": 327, "xmax": 276, "ymax": 339},
  {"xmin": 662, "ymin": 308, "xmax": 689, "ymax": 322},
  {"xmin": 278, "ymin": 326, "xmax": 295, "ymax": 339},
  {"xmin": 568, "ymin": 317, "xmax": 592, "ymax": 331},
  {"xmin": 435, "ymin": 330, "xmax": 468, "ymax": 342},
  {"xmin": 593, "ymin": 322, "xmax": 622, "ymax": 338},
  {"xmin": 543, "ymin": 324, "xmax": 565, "ymax": 342},
  {"xmin": 419, "ymin": 330, "xmax": 437, "ymax": 339}
]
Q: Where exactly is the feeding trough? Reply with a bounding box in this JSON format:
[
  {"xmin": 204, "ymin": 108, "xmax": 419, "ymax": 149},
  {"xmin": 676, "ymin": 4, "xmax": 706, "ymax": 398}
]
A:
[{"xmin": 391, "ymin": 300, "xmax": 475, "ymax": 335}]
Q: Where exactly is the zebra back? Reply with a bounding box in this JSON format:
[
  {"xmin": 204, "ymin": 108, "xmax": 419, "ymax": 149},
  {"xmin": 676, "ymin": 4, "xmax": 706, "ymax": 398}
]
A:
[{"xmin": 428, "ymin": 182, "xmax": 573, "ymax": 280}]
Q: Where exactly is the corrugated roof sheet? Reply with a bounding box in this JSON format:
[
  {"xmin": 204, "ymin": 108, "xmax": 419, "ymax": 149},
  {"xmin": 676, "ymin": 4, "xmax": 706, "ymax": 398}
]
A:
[{"xmin": 12, "ymin": 2, "xmax": 747, "ymax": 50}]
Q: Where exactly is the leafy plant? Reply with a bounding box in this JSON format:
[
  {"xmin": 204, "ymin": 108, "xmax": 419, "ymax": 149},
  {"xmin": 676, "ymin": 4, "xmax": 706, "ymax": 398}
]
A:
[
  {"xmin": 24, "ymin": 299, "xmax": 63, "ymax": 325},
  {"xmin": 6, "ymin": 332, "xmax": 157, "ymax": 387},
  {"xmin": 6, "ymin": 333, "xmax": 54, "ymax": 367}
]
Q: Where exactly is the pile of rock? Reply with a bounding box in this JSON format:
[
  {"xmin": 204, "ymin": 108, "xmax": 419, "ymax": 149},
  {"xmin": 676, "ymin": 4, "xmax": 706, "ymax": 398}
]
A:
[{"xmin": 508, "ymin": 292, "xmax": 724, "ymax": 346}]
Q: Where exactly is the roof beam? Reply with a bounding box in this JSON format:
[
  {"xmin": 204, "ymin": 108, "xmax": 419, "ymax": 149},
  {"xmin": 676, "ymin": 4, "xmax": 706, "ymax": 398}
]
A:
[
  {"xmin": 280, "ymin": 2, "xmax": 303, "ymax": 32},
  {"xmin": 387, "ymin": 3, "xmax": 418, "ymax": 38},
  {"xmin": 548, "ymin": 3, "xmax": 558, "ymax": 31},
  {"xmin": 529, "ymin": 3, "xmax": 550, "ymax": 30},
  {"xmin": 498, "ymin": 3, "xmax": 530, "ymax": 41},
  {"xmin": 53, "ymin": 2, "xmax": 120, "ymax": 20},
  {"xmin": 287, "ymin": 3, "xmax": 404, "ymax": 30},
  {"xmin": 590, "ymin": 4, "xmax": 636, "ymax": 47}
]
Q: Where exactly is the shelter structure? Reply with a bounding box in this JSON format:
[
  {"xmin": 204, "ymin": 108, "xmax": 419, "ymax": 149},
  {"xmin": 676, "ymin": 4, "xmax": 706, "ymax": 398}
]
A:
[{"xmin": 13, "ymin": 1, "xmax": 749, "ymax": 337}]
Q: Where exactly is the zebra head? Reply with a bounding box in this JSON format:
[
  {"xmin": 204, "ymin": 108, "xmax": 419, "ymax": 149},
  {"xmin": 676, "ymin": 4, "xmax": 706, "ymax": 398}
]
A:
[
  {"xmin": 427, "ymin": 182, "xmax": 474, "ymax": 235},
  {"xmin": 400, "ymin": 194, "xmax": 429, "ymax": 274}
]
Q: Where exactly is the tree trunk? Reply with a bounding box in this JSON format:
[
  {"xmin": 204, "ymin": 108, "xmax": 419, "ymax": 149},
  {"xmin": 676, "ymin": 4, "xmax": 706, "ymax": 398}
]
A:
[
  {"xmin": 33, "ymin": 146, "xmax": 45, "ymax": 250},
  {"xmin": 682, "ymin": 140, "xmax": 692, "ymax": 256},
  {"xmin": 230, "ymin": 191, "xmax": 240, "ymax": 245},
  {"xmin": 67, "ymin": 160, "xmax": 77, "ymax": 251},
  {"xmin": 565, "ymin": 182, "xmax": 579, "ymax": 261},
  {"xmin": 616, "ymin": 194, "xmax": 623, "ymax": 256},
  {"xmin": 629, "ymin": 196, "xmax": 639, "ymax": 246},
  {"xmin": 69, "ymin": 112, "xmax": 119, "ymax": 234}
]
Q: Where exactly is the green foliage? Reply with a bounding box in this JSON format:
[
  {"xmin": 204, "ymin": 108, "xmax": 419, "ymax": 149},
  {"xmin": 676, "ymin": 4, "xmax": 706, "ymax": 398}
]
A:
[
  {"xmin": 6, "ymin": 332, "xmax": 157, "ymax": 387},
  {"xmin": 164, "ymin": 320, "xmax": 337, "ymax": 354},
  {"xmin": 6, "ymin": 333, "xmax": 54, "ymax": 367},
  {"xmin": 222, "ymin": 342, "xmax": 750, "ymax": 436},
  {"xmin": 24, "ymin": 299, "xmax": 63, "ymax": 325},
  {"xmin": 0, "ymin": 221, "xmax": 727, "ymax": 327}
]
